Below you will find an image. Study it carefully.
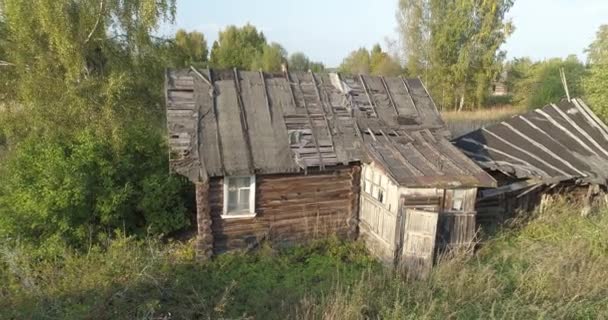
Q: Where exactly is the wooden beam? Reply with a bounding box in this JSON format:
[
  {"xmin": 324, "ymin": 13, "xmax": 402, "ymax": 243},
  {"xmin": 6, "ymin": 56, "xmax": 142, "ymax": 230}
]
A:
[
  {"xmin": 358, "ymin": 74, "xmax": 379, "ymax": 118},
  {"xmin": 190, "ymin": 66, "xmax": 212, "ymax": 86},
  {"xmin": 418, "ymin": 76, "xmax": 442, "ymax": 115},
  {"xmin": 259, "ymin": 70, "xmax": 273, "ymax": 122},
  {"xmin": 310, "ymin": 71, "xmax": 334, "ymax": 116},
  {"xmin": 233, "ymin": 68, "xmax": 255, "ymax": 172},
  {"xmin": 400, "ymin": 77, "xmax": 421, "ymax": 117},
  {"xmin": 285, "ymin": 71, "xmax": 325, "ymax": 170},
  {"xmin": 501, "ymin": 121, "xmax": 587, "ymax": 177},
  {"xmin": 206, "ymin": 69, "xmax": 225, "ymax": 174},
  {"xmin": 483, "ymin": 127, "xmax": 572, "ymax": 178},
  {"xmin": 551, "ymin": 103, "xmax": 608, "ymax": 158},
  {"xmin": 380, "ymin": 76, "xmax": 400, "ymax": 116},
  {"xmin": 367, "ymin": 128, "xmax": 377, "ymax": 142},
  {"xmin": 534, "ymin": 108, "xmax": 599, "ymax": 157},
  {"xmin": 459, "ymin": 137, "xmax": 550, "ymax": 177}
]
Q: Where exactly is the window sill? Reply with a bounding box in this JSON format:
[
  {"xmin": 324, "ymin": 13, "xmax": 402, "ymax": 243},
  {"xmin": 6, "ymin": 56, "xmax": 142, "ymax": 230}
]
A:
[{"xmin": 221, "ymin": 213, "xmax": 257, "ymax": 219}]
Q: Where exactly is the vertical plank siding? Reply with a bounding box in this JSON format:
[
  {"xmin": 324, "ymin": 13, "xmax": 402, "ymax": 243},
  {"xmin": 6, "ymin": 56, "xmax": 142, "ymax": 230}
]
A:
[
  {"xmin": 359, "ymin": 193, "xmax": 398, "ymax": 263},
  {"xmin": 207, "ymin": 166, "xmax": 360, "ymax": 253}
]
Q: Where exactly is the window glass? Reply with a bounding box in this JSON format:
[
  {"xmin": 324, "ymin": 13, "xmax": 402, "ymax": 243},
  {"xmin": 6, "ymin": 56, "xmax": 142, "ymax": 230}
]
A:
[
  {"xmin": 225, "ymin": 176, "xmax": 255, "ymax": 215},
  {"xmin": 363, "ymin": 169, "xmax": 387, "ymax": 205},
  {"xmin": 451, "ymin": 189, "xmax": 466, "ymax": 211}
]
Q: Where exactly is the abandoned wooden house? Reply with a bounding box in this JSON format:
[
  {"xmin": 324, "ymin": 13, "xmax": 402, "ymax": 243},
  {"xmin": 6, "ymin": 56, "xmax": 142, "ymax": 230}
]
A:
[
  {"xmin": 453, "ymin": 98, "xmax": 608, "ymax": 228},
  {"xmin": 165, "ymin": 68, "xmax": 495, "ymax": 273}
]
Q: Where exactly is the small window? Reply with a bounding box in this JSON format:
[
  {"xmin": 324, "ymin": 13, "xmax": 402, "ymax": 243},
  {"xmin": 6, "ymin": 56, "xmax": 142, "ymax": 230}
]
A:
[
  {"xmin": 451, "ymin": 189, "xmax": 466, "ymax": 211},
  {"xmin": 363, "ymin": 168, "xmax": 387, "ymax": 205},
  {"xmin": 223, "ymin": 176, "xmax": 256, "ymax": 217}
]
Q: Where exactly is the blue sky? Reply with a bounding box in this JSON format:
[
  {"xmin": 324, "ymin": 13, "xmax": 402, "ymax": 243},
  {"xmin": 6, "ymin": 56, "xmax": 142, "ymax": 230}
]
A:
[{"xmin": 160, "ymin": 0, "xmax": 608, "ymax": 67}]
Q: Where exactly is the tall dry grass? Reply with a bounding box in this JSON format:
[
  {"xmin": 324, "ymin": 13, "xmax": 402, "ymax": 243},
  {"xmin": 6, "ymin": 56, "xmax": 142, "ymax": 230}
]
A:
[
  {"xmin": 2, "ymin": 200, "xmax": 608, "ymax": 319},
  {"xmin": 299, "ymin": 199, "xmax": 608, "ymax": 319},
  {"xmin": 442, "ymin": 105, "xmax": 524, "ymax": 138}
]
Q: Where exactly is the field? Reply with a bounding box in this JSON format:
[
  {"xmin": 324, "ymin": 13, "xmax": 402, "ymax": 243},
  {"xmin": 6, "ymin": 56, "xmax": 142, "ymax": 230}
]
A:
[
  {"xmin": 441, "ymin": 105, "xmax": 524, "ymax": 138},
  {"xmin": 3, "ymin": 200, "xmax": 608, "ymax": 319}
]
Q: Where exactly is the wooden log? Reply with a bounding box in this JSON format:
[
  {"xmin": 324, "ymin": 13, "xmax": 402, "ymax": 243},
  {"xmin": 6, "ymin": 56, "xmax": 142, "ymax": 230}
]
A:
[{"xmin": 195, "ymin": 182, "xmax": 214, "ymax": 261}]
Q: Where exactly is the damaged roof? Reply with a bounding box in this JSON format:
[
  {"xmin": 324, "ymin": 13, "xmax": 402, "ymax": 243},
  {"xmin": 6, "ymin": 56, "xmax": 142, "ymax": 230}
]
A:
[
  {"xmin": 453, "ymin": 98, "xmax": 608, "ymax": 185},
  {"xmin": 166, "ymin": 68, "xmax": 495, "ymax": 188}
]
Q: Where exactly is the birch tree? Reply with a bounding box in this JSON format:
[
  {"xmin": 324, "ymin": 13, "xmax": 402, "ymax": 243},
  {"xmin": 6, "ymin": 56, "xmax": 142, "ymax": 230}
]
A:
[{"xmin": 397, "ymin": 0, "xmax": 514, "ymax": 110}]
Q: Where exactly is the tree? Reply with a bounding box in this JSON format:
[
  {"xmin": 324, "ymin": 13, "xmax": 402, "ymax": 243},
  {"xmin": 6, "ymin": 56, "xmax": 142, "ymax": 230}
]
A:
[
  {"xmin": 339, "ymin": 48, "xmax": 371, "ymax": 74},
  {"xmin": 0, "ymin": 0, "xmax": 191, "ymax": 247},
  {"xmin": 369, "ymin": 44, "xmax": 403, "ymax": 76},
  {"xmin": 339, "ymin": 44, "xmax": 403, "ymax": 76},
  {"xmin": 586, "ymin": 25, "xmax": 608, "ymax": 65},
  {"xmin": 251, "ymin": 42, "xmax": 286, "ymax": 72},
  {"xmin": 172, "ymin": 29, "xmax": 208, "ymax": 68},
  {"xmin": 584, "ymin": 25, "xmax": 608, "ymax": 119},
  {"xmin": 288, "ymin": 52, "xmax": 325, "ymax": 72},
  {"xmin": 289, "ymin": 52, "xmax": 311, "ymax": 71},
  {"xmin": 510, "ymin": 56, "xmax": 586, "ymax": 109},
  {"xmin": 209, "ymin": 24, "xmax": 267, "ymax": 69},
  {"xmin": 398, "ymin": 0, "xmax": 514, "ymax": 110}
]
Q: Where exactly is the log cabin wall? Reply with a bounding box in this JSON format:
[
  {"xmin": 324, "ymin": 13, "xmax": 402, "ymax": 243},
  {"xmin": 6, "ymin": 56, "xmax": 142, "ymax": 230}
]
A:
[{"xmin": 203, "ymin": 165, "xmax": 361, "ymax": 254}]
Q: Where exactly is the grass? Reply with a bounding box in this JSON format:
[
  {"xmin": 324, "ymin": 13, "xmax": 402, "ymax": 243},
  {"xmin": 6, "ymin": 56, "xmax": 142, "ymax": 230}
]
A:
[
  {"xmin": 3, "ymin": 200, "xmax": 608, "ymax": 319},
  {"xmin": 442, "ymin": 105, "xmax": 524, "ymax": 138}
]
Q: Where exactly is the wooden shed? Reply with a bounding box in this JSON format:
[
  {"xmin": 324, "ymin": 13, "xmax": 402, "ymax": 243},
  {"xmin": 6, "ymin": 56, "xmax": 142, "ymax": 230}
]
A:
[
  {"xmin": 453, "ymin": 98, "xmax": 608, "ymax": 228},
  {"xmin": 165, "ymin": 68, "xmax": 495, "ymax": 274}
]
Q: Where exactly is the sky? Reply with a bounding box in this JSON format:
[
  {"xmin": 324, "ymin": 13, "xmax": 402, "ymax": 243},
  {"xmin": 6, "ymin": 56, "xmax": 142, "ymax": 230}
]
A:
[{"xmin": 160, "ymin": 0, "xmax": 608, "ymax": 67}]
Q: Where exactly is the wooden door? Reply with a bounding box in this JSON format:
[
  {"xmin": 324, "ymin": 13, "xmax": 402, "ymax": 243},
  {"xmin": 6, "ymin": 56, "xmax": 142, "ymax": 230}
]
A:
[{"xmin": 399, "ymin": 209, "xmax": 439, "ymax": 279}]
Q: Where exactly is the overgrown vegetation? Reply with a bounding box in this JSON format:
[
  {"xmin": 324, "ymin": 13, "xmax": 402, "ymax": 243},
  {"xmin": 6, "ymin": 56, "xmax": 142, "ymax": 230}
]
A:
[
  {"xmin": 3, "ymin": 201, "xmax": 608, "ymax": 319},
  {"xmin": 507, "ymin": 56, "xmax": 586, "ymax": 109},
  {"xmin": 398, "ymin": 0, "xmax": 514, "ymax": 110},
  {"xmin": 442, "ymin": 105, "xmax": 523, "ymax": 137}
]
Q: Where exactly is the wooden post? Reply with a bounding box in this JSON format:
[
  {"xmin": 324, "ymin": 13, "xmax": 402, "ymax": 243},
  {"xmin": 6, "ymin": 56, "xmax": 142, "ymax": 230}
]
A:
[
  {"xmin": 195, "ymin": 181, "xmax": 214, "ymax": 261},
  {"xmin": 348, "ymin": 165, "xmax": 361, "ymax": 240},
  {"xmin": 581, "ymin": 184, "xmax": 600, "ymax": 217}
]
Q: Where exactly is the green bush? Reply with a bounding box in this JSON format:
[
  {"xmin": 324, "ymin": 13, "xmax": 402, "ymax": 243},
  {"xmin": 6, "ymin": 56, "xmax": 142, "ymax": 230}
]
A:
[
  {"xmin": 509, "ymin": 56, "xmax": 587, "ymax": 109},
  {"xmin": 0, "ymin": 127, "xmax": 191, "ymax": 248}
]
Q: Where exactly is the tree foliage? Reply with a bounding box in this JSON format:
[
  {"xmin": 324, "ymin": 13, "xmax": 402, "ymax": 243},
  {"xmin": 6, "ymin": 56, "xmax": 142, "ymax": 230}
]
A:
[
  {"xmin": 508, "ymin": 56, "xmax": 586, "ymax": 109},
  {"xmin": 172, "ymin": 29, "xmax": 208, "ymax": 68},
  {"xmin": 209, "ymin": 24, "xmax": 267, "ymax": 70},
  {"xmin": 398, "ymin": 0, "xmax": 514, "ymax": 110},
  {"xmin": 0, "ymin": 0, "xmax": 191, "ymax": 246},
  {"xmin": 339, "ymin": 44, "xmax": 403, "ymax": 76},
  {"xmin": 584, "ymin": 25, "xmax": 608, "ymax": 120},
  {"xmin": 288, "ymin": 52, "xmax": 325, "ymax": 72},
  {"xmin": 251, "ymin": 42, "xmax": 287, "ymax": 72}
]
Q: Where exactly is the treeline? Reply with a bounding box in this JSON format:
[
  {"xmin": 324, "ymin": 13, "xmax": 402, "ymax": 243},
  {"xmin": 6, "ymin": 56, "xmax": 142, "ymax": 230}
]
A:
[
  {"xmin": 0, "ymin": 0, "xmax": 607, "ymax": 252},
  {"xmin": 172, "ymin": 24, "xmax": 325, "ymax": 72},
  {"xmin": 170, "ymin": 24, "xmax": 403, "ymax": 76},
  {"xmin": 503, "ymin": 24, "xmax": 608, "ymax": 118},
  {"xmin": 0, "ymin": 1, "xmax": 403, "ymax": 251}
]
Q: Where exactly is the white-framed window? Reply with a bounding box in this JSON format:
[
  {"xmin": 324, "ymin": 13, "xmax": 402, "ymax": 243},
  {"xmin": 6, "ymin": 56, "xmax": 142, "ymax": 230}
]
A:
[
  {"xmin": 451, "ymin": 189, "xmax": 466, "ymax": 211},
  {"xmin": 223, "ymin": 176, "xmax": 256, "ymax": 218},
  {"xmin": 363, "ymin": 168, "xmax": 386, "ymax": 204}
]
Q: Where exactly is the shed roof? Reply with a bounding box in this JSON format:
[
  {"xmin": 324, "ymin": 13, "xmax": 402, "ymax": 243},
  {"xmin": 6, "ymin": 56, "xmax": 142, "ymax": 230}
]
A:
[
  {"xmin": 166, "ymin": 68, "xmax": 495, "ymax": 188},
  {"xmin": 453, "ymin": 98, "xmax": 608, "ymax": 185}
]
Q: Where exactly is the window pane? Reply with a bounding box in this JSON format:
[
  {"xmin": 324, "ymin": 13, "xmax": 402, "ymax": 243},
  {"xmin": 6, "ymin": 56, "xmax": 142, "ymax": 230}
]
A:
[
  {"xmin": 364, "ymin": 179, "xmax": 372, "ymax": 194},
  {"xmin": 238, "ymin": 189, "xmax": 250, "ymax": 211},
  {"xmin": 227, "ymin": 189, "xmax": 238, "ymax": 211},
  {"xmin": 230, "ymin": 177, "xmax": 251, "ymax": 188},
  {"xmin": 452, "ymin": 199, "xmax": 463, "ymax": 211}
]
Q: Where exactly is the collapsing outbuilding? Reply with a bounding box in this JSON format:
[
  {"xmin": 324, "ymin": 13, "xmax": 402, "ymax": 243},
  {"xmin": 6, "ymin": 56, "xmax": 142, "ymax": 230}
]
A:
[
  {"xmin": 165, "ymin": 68, "xmax": 495, "ymax": 276},
  {"xmin": 453, "ymin": 98, "xmax": 608, "ymax": 227}
]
